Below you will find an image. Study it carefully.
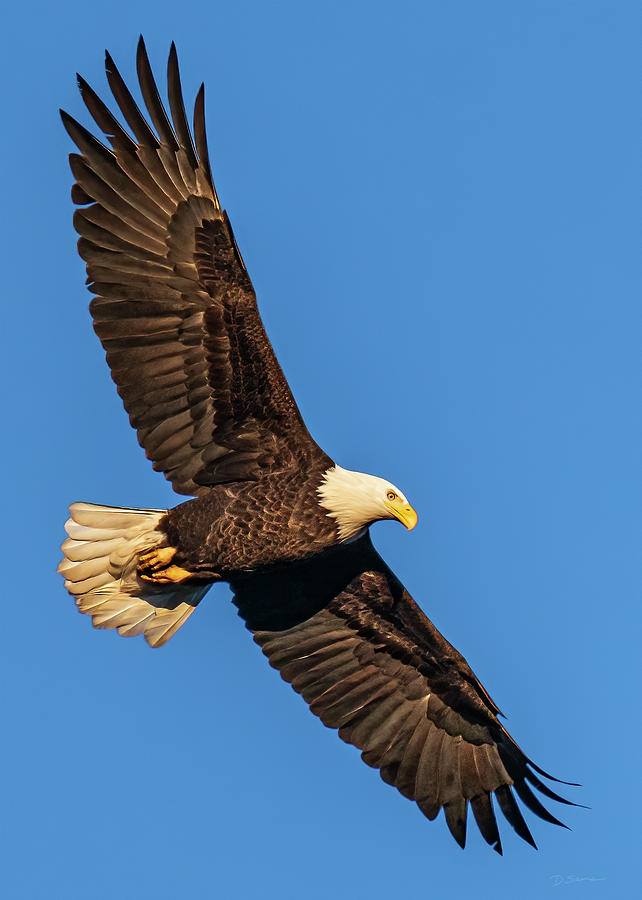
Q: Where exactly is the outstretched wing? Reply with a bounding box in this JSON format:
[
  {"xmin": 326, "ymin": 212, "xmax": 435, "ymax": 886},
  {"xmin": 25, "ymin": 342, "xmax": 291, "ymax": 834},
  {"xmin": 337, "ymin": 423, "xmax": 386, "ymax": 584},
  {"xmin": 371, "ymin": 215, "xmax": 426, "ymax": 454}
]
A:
[
  {"xmin": 61, "ymin": 38, "xmax": 329, "ymax": 495},
  {"xmin": 231, "ymin": 535, "xmax": 578, "ymax": 853}
]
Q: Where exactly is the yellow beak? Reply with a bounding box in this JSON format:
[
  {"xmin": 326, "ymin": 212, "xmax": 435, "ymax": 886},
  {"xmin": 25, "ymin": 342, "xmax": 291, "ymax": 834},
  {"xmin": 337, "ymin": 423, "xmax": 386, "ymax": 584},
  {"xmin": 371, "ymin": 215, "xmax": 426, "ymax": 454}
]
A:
[{"xmin": 384, "ymin": 500, "xmax": 418, "ymax": 531}]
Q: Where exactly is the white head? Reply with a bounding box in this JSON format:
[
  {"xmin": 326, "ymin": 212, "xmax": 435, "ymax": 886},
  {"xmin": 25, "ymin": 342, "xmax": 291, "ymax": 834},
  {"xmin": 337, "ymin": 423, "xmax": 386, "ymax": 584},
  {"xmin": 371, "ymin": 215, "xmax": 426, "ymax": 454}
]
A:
[{"xmin": 317, "ymin": 465, "xmax": 418, "ymax": 542}]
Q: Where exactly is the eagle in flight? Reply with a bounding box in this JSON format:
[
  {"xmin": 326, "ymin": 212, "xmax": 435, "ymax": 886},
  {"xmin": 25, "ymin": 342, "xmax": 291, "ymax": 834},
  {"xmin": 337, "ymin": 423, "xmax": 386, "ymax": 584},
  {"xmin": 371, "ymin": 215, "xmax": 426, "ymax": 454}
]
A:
[{"xmin": 58, "ymin": 38, "xmax": 577, "ymax": 853}]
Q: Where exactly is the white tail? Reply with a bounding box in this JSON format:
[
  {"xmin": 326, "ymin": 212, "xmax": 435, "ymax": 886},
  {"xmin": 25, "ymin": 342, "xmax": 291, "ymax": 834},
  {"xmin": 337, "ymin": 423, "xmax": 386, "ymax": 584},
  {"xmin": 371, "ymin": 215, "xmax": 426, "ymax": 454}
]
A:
[{"xmin": 58, "ymin": 502, "xmax": 210, "ymax": 648}]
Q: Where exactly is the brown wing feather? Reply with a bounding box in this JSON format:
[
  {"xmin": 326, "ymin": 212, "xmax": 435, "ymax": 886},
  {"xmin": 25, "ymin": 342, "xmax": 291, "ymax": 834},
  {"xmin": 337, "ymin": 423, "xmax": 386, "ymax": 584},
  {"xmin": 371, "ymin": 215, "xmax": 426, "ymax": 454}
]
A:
[
  {"xmin": 61, "ymin": 37, "xmax": 327, "ymax": 495},
  {"xmin": 231, "ymin": 534, "xmax": 577, "ymax": 853}
]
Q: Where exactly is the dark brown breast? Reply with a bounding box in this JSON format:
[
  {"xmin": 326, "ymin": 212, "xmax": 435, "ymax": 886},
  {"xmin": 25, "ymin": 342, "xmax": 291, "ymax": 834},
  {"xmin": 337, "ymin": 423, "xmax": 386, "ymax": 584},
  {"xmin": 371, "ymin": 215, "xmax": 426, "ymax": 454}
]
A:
[{"xmin": 164, "ymin": 465, "xmax": 339, "ymax": 576}]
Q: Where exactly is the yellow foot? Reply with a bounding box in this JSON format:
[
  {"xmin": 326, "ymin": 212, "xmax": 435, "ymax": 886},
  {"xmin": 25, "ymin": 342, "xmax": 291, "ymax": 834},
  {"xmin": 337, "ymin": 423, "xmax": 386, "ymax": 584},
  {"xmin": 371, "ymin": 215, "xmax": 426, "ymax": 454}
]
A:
[
  {"xmin": 140, "ymin": 564, "xmax": 194, "ymax": 584},
  {"xmin": 138, "ymin": 547, "xmax": 194, "ymax": 583},
  {"xmin": 139, "ymin": 546, "xmax": 177, "ymax": 572}
]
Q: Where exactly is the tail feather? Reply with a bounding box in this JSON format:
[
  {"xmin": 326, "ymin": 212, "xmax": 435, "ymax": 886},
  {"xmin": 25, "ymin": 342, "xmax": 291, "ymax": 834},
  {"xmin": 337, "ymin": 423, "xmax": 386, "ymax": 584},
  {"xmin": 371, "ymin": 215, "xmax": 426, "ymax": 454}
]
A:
[{"xmin": 58, "ymin": 502, "xmax": 210, "ymax": 647}]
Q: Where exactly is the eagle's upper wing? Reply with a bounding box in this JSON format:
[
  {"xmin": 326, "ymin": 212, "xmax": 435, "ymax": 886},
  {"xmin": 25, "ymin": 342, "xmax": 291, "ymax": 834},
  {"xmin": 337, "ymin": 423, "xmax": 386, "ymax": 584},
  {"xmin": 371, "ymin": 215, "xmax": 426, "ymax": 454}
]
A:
[
  {"xmin": 231, "ymin": 534, "xmax": 577, "ymax": 853},
  {"xmin": 61, "ymin": 39, "xmax": 330, "ymax": 495}
]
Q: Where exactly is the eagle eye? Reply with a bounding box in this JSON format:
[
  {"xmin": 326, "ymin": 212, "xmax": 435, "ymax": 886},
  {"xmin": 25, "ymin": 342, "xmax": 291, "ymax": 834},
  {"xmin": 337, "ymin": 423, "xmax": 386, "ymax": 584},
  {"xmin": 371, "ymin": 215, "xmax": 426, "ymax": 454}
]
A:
[{"xmin": 386, "ymin": 490, "xmax": 397, "ymax": 501}]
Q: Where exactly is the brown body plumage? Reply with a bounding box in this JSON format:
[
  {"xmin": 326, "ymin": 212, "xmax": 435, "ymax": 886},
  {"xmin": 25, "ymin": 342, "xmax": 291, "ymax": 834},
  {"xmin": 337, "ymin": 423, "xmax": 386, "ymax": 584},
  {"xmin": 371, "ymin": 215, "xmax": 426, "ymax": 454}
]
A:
[
  {"xmin": 163, "ymin": 465, "xmax": 338, "ymax": 577},
  {"xmin": 58, "ymin": 38, "xmax": 578, "ymax": 854}
]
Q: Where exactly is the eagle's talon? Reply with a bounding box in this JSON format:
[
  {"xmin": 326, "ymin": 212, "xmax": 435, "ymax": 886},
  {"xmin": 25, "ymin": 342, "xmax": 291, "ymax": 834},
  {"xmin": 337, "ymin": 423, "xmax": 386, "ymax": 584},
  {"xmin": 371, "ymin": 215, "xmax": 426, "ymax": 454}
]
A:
[
  {"xmin": 140, "ymin": 563, "xmax": 193, "ymax": 584},
  {"xmin": 138, "ymin": 546, "xmax": 177, "ymax": 572},
  {"xmin": 138, "ymin": 547, "xmax": 192, "ymax": 582}
]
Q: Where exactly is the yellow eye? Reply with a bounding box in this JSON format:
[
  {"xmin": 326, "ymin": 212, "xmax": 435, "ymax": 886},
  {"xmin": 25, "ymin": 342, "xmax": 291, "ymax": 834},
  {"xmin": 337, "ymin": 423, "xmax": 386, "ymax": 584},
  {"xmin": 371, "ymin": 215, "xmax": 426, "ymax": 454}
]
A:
[{"xmin": 386, "ymin": 490, "xmax": 397, "ymax": 501}]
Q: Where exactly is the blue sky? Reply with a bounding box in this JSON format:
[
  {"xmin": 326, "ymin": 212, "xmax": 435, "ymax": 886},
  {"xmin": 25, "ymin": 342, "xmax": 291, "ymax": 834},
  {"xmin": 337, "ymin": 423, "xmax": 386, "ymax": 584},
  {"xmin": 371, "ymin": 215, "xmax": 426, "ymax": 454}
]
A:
[{"xmin": 1, "ymin": 1, "xmax": 639, "ymax": 897}]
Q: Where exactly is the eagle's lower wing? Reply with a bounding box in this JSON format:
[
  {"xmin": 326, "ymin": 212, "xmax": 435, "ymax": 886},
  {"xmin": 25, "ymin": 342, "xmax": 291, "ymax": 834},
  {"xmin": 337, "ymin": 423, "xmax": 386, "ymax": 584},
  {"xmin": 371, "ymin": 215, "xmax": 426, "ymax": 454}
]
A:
[
  {"xmin": 61, "ymin": 38, "xmax": 329, "ymax": 495},
  {"xmin": 231, "ymin": 535, "xmax": 576, "ymax": 853}
]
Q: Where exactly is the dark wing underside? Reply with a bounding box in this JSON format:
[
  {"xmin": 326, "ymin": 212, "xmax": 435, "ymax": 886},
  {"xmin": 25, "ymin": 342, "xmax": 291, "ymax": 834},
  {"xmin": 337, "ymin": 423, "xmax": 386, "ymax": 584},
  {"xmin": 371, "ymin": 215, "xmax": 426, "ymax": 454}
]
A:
[
  {"xmin": 61, "ymin": 38, "xmax": 329, "ymax": 495},
  {"xmin": 231, "ymin": 534, "xmax": 578, "ymax": 853}
]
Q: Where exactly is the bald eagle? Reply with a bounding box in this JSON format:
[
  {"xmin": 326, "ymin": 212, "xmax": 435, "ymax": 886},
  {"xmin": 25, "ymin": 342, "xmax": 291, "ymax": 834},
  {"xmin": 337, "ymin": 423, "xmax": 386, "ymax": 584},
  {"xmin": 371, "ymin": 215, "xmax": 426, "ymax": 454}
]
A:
[{"xmin": 58, "ymin": 39, "xmax": 577, "ymax": 853}]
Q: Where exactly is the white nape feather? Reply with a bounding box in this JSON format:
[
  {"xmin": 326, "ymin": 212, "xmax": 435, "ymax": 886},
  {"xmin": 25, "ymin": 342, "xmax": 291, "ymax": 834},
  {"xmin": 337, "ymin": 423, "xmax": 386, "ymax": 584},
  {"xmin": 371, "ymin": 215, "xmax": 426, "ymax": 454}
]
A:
[{"xmin": 317, "ymin": 465, "xmax": 409, "ymax": 541}]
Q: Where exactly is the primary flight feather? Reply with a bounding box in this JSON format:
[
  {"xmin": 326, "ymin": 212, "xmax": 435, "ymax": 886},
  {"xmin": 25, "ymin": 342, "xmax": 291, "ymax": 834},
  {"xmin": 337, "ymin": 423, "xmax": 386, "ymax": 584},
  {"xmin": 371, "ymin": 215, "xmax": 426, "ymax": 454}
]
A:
[{"xmin": 58, "ymin": 38, "xmax": 577, "ymax": 852}]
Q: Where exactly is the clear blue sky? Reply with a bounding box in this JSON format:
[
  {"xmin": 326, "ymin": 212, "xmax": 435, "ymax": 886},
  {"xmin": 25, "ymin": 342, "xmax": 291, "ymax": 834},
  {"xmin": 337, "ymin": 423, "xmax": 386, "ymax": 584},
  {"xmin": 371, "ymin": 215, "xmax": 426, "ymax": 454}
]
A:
[{"xmin": 1, "ymin": 1, "xmax": 639, "ymax": 897}]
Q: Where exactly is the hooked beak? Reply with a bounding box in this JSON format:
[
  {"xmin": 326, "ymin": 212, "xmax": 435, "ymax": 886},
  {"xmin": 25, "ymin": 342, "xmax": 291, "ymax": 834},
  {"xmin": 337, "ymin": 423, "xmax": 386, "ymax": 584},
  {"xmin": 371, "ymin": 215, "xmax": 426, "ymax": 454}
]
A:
[{"xmin": 384, "ymin": 500, "xmax": 418, "ymax": 531}]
